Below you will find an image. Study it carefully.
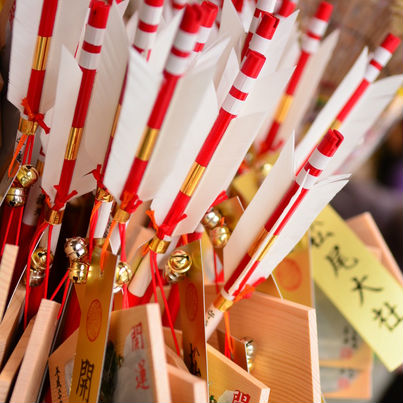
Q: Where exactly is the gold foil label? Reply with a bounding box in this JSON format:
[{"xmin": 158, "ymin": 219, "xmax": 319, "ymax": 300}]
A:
[
  {"xmin": 69, "ymin": 247, "xmax": 117, "ymax": 403},
  {"xmin": 180, "ymin": 162, "xmax": 205, "ymax": 196},
  {"xmin": 178, "ymin": 241, "xmax": 208, "ymax": 383},
  {"xmin": 65, "ymin": 127, "xmax": 83, "ymax": 160},
  {"xmin": 32, "ymin": 36, "xmax": 50, "ymax": 71},
  {"xmin": 136, "ymin": 127, "xmax": 159, "ymax": 161}
]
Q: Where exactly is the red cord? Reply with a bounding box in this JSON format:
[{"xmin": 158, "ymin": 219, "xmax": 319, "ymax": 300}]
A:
[
  {"xmin": 149, "ymin": 251, "xmax": 158, "ymax": 303},
  {"xmin": 50, "ymin": 269, "xmax": 69, "ymax": 301},
  {"xmin": 43, "ymin": 225, "xmax": 53, "ymax": 298},
  {"xmin": 15, "ymin": 206, "xmax": 23, "ymax": 245},
  {"xmin": 118, "ymin": 223, "xmax": 127, "ymax": 262},
  {"xmin": 213, "ymin": 250, "xmax": 220, "ymax": 293},
  {"xmin": 57, "ymin": 274, "xmax": 70, "ymax": 320},
  {"xmin": 151, "ymin": 250, "xmax": 181, "ymax": 356},
  {"xmin": 0, "ymin": 208, "xmax": 14, "ymax": 256},
  {"xmin": 24, "ymin": 221, "xmax": 48, "ymax": 327},
  {"xmin": 88, "ymin": 199, "xmax": 101, "ymax": 260}
]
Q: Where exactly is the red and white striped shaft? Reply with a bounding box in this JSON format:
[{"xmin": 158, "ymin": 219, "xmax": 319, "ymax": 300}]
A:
[
  {"xmin": 276, "ymin": 0, "xmax": 295, "ymax": 18},
  {"xmin": 224, "ymin": 129, "xmax": 343, "ymax": 298},
  {"xmin": 53, "ymin": 1, "xmax": 109, "ymax": 212},
  {"xmin": 194, "ymin": 1, "xmax": 218, "ymax": 53},
  {"xmin": 336, "ymin": 33, "xmax": 401, "ymax": 123},
  {"xmin": 171, "ymin": 0, "xmax": 187, "ymax": 12},
  {"xmin": 133, "ymin": 0, "xmax": 164, "ymax": 57},
  {"xmin": 248, "ymin": 13, "xmax": 279, "ymax": 58},
  {"xmin": 121, "ymin": 4, "xmax": 202, "ymax": 202},
  {"xmin": 154, "ymin": 51, "xmax": 266, "ymax": 242},
  {"xmin": 301, "ymin": 1, "xmax": 333, "ymax": 55},
  {"xmin": 242, "ymin": 0, "xmax": 277, "ymax": 58},
  {"xmin": 260, "ymin": 1, "xmax": 332, "ymax": 153}
]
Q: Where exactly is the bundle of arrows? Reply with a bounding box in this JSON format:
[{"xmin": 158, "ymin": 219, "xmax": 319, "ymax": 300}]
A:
[{"xmin": 0, "ymin": 0, "xmax": 401, "ymax": 402}]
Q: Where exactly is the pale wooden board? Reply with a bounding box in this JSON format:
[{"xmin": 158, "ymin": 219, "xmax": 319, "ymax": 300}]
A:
[
  {"xmin": 0, "ymin": 316, "xmax": 34, "ymax": 402},
  {"xmin": 108, "ymin": 303, "xmax": 171, "ymax": 403},
  {"xmin": 0, "ymin": 286, "xmax": 25, "ymax": 368},
  {"xmin": 167, "ymin": 364, "xmax": 207, "ymax": 403},
  {"xmin": 347, "ymin": 212, "xmax": 403, "ymax": 286},
  {"xmin": 0, "ymin": 244, "xmax": 19, "ymax": 320},
  {"xmin": 48, "ymin": 330, "xmax": 78, "ymax": 403},
  {"xmin": 207, "ymin": 344, "xmax": 270, "ymax": 403},
  {"xmin": 165, "ymin": 345, "xmax": 189, "ymax": 372},
  {"xmin": 10, "ymin": 299, "xmax": 60, "ymax": 403},
  {"xmin": 206, "ymin": 285, "xmax": 321, "ymax": 403}
]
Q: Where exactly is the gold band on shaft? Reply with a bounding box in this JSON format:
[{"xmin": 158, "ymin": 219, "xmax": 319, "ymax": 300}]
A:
[
  {"xmin": 32, "ymin": 36, "xmax": 50, "ymax": 71},
  {"xmin": 96, "ymin": 187, "xmax": 113, "ymax": 203},
  {"xmin": 213, "ymin": 294, "xmax": 234, "ymax": 312},
  {"xmin": 148, "ymin": 236, "xmax": 170, "ymax": 254},
  {"xmin": 180, "ymin": 162, "xmax": 205, "ymax": 196},
  {"xmin": 113, "ymin": 207, "xmax": 130, "ymax": 223},
  {"xmin": 110, "ymin": 104, "xmax": 121, "ymax": 139},
  {"xmin": 136, "ymin": 127, "xmax": 159, "ymax": 161},
  {"xmin": 274, "ymin": 94, "xmax": 293, "ymax": 123},
  {"xmin": 18, "ymin": 117, "xmax": 38, "ymax": 135},
  {"xmin": 45, "ymin": 208, "xmax": 64, "ymax": 225},
  {"xmin": 330, "ymin": 119, "xmax": 342, "ymax": 130},
  {"xmin": 65, "ymin": 127, "xmax": 83, "ymax": 160}
]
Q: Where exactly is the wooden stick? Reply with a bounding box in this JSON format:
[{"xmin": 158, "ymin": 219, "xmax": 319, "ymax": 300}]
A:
[
  {"xmin": 207, "ymin": 344, "xmax": 270, "ymax": 403},
  {"xmin": 10, "ymin": 299, "xmax": 60, "ymax": 403},
  {"xmin": 0, "ymin": 244, "xmax": 19, "ymax": 321},
  {"xmin": 206, "ymin": 285, "xmax": 321, "ymax": 403},
  {"xmin": 0, "ymin": 317, "xmax": 35, "ymax": 402},
  {"xmin": 0, "ymin": 286, "xmax": 25, "ymax": 367},
  {"xmin": 167, "ymin": 364, "xmax": 207, "ymax": 403}
]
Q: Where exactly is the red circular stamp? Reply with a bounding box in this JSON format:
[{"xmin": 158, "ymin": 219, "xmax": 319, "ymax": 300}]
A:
[
  {"xmin": 276, "ymin": 258, "xmax": 302, "ymax": 291},
  {"xmin": 185, "ymin": 283, "xmax": 198, "ymax": 321},
  {"xmin": 86, "ymin": 299, "xmax": 102, "ymax": 342}
]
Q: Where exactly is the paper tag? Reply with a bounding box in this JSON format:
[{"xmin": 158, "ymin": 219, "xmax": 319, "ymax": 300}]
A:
[
  {"xmin": 69, "ymin": 246, "xmax": 117, "ymax": 403},
  {"xmin": 178, "ymin": 240, "xmax": 208, "ymax": 381},
  {"xmin": 311, "ymin": 206, "xmax": 403, "ymax": 371}
]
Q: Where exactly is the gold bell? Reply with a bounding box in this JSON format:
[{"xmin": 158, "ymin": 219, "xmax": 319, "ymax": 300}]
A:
[
  {"xmin": 24, "ymin": 248, "xmax": 54, "ymax": 287},
  {"xmin": 69, "ymin": 261, "xmax": 90, "ymax": 284},
  {"xmin": 241, "ymin": 338, "xmax": 256, "ymax": 371},
  {"xmin": 31, "ymin": 247, "xmax": 53, "ymax": 271},
  {"xmin": 210, "ymin": 225, "xmax": 230, "ymax": 248},
  {"xmin": 16, "ymin": 164, "xmax": 39, "ymax": 188},
  {"xmin": 201, "ymin": 209, "xmax": 221, "ymax": 229},
  {"xmin": 5, "ymin": 187, "xmax": 26, "ymax": 207},
  {"xmin": 64, "ymin": 237, "xmax": 88, "ymax": 261},
  {"xmin": 114, "ymin": 261, "xmax": 134, "ymax": 292},
  {"xmin": 255, "ymin": 161, "xmax": 272, "ymax": 185},
  {"xmin": 164, "ymin": 249, "xmax": 192, "ymax": 283}
]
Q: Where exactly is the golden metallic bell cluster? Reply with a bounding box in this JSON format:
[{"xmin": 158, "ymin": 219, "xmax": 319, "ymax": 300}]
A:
[
  {"xmin": 113, "ymin": 261, "xmax": 134, "ymax": 293},
  {"xmin": 24, "ymin": 247, "xmax": 54, "ymax": 287},
  {"xmin": 164, "ymin": 249, "xmax": 192, "ymax": 283},
  {"xmin": 201, "ymin": 209, "xmax": 230, "ymax": 249},
  {"xmin": 6, "ymin": 165, "xmax": 39, "ymax": 207},
  {"xmin": 64, "ymin": 237, "xmax": 89, "ymax": 284},
  {"xmin": 241, "ymin": 337, "xmax": 256, "ymax": 371}
]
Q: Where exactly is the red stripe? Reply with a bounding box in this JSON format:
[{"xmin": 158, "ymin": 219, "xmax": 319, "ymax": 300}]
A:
[
  {"xmin": 307, "ymin": 31, "xmax": 321, "ymax": 40},
  {"xmin": 303, "ymin": 163, "xmax": 321, "ymax": 177},
  {"xmin": 123, "ymin": 158, "xmax": 148, "ymax": 197},
  {"xmin": 179, "ymin": 4, "xmax": 203, "ymax": 33},
  {"xmin": 224, "ymin": 252, "xmax": 252, "ymax": 293},
  {"xmin": 194, "ymin": 42, "xmax": 204, "ymax": 52},
  {"xmin": 146, "ymin": 0, "xmax": 164, "ymax": 6},
  {"xmin": 25, "ymin": 69, "xmax": 46, "ymax": 114},
  {"xmin": 370, "ymin": 59, "xmax": 382, "ymax": 71},
  {"xmin": 285, "ymin": 51, "xmax": 309, "ymax": 95},
  {"xmin": 138, "ymin": 21, "xmax": 159, "ymax": 32},
  {"xmin": 171, "ymin": 47, "xmax": 191, "ymax": 58},
  {"xmin": 72, "ymin": 69, "xmax": 97, "ymax": 127},
  {"xmin": 87, "ymin": 1, "xmax": 110, "ymax": 29},
  {"xmin": 229, "ymin": 86, "xmax": 248, "ymax": 101},
  {"xmin": 336, "ymin": 80, "xmax": 370, "ymax": 122},
  {"xmin": 82, "ymin": 41, "xmax": 102, "ymax": 54},
  {"xmin": 38, "ymin": 0, "xmax": 58, "ymax": 36},
  {"xmin": 233, "ymin": 260, "xmax": 259, "ymax": 296},
  {"xmin": 241, "ymin": 51, "xmax": 265, "ymax": 78},
  {"xmin": 315, "ymin": 1, "xmax": 333, "ymax": 22}
]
